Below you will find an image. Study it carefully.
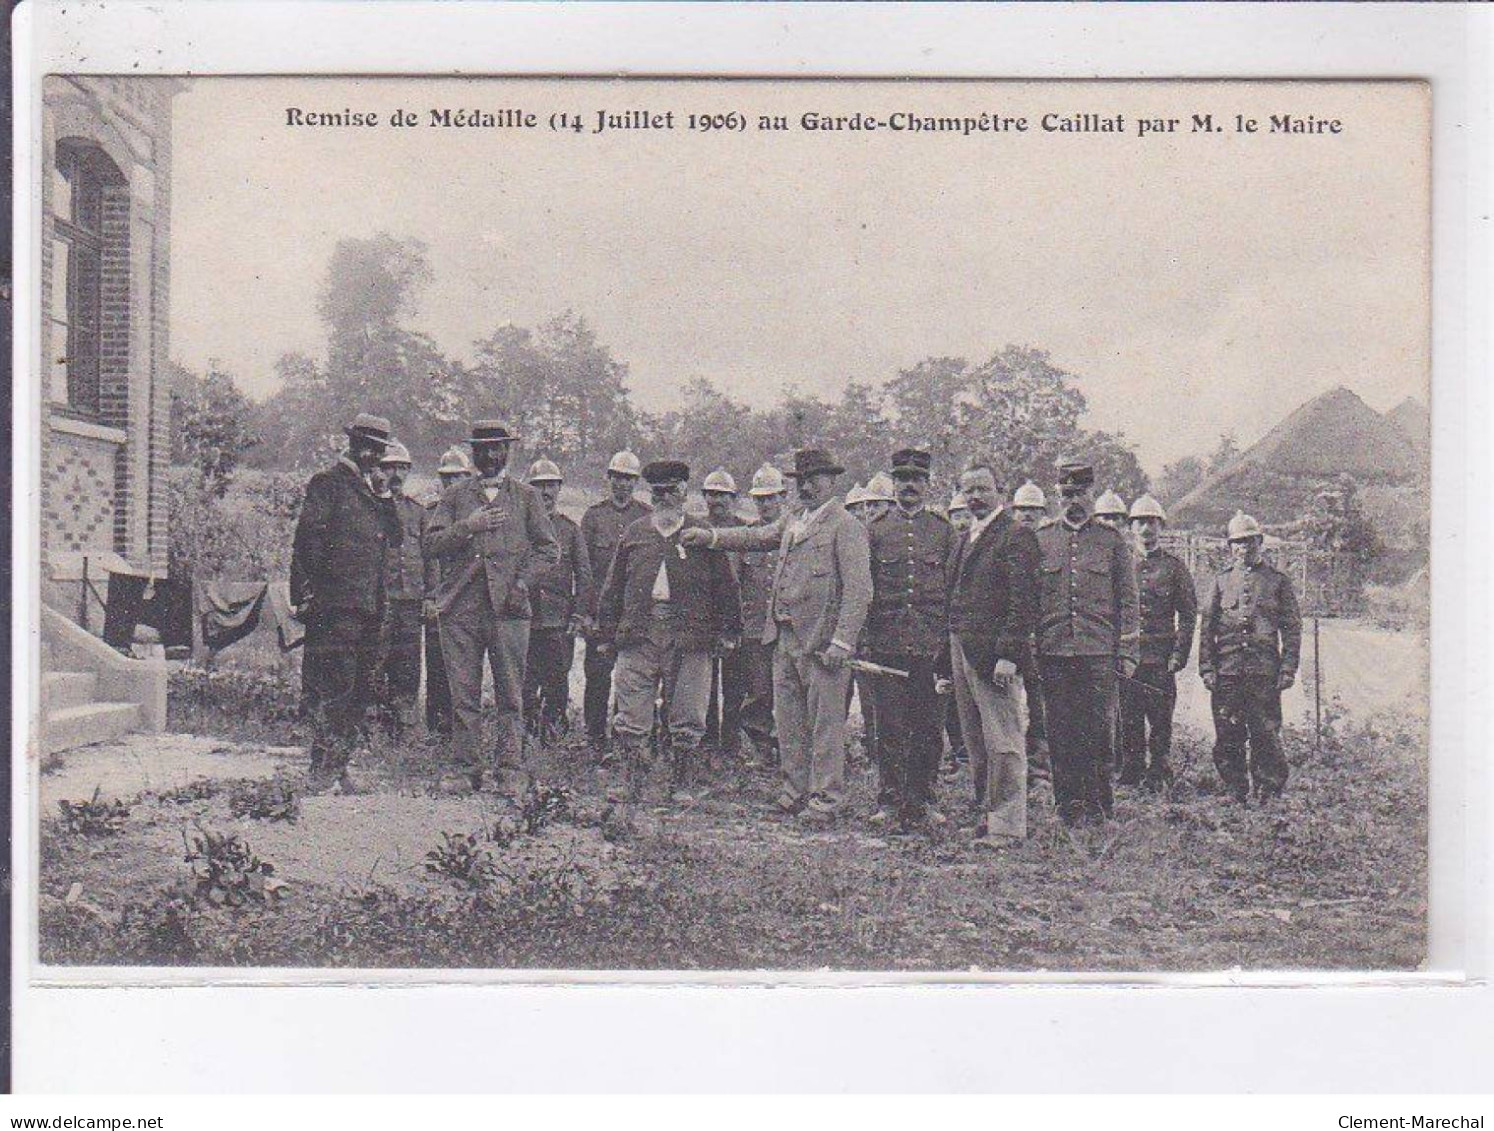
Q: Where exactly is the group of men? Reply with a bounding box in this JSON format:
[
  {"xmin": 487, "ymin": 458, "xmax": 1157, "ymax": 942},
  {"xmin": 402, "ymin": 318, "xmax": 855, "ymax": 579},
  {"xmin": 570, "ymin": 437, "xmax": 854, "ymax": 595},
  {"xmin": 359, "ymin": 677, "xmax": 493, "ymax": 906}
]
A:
[{"xmin": 289, "ymin": 412, "xmax": 1303, "ymax": 849}]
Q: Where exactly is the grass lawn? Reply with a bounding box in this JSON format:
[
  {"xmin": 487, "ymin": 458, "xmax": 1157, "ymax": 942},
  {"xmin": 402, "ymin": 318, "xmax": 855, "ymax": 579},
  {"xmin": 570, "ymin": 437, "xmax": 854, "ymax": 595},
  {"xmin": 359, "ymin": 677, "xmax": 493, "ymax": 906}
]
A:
[{"xmin": 37, "ymin": 698, "xmax": 1426, "ymax": 973}]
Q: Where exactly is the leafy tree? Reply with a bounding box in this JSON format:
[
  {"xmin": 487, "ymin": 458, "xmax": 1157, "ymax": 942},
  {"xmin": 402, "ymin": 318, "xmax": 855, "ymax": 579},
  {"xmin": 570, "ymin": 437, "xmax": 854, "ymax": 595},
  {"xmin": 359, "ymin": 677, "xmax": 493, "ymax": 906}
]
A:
[
  {"xmin": 1155, "ymin": 454, "xmax": 1208, "ymax": 505},
  {"xmin": 1209, "ymin": 431, "xmax": 1241, "ymax": 475},
  {"xmin": 169, "ymin": 361, "xmax": 263, "ymax": 493}
]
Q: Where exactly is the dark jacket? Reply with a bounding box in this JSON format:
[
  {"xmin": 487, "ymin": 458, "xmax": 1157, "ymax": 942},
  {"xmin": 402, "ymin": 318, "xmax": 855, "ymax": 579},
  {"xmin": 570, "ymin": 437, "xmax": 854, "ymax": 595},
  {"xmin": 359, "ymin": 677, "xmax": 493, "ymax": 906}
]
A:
[
  {"xmin": 597, "ymin": 514, "xmax": 741, "ymax": 652},
  {"xmin": 290, "ymin": 459, "xmax": 401, "ymax": 617},
  {"xmin": 1198, "ymin": 558, "xmax": 1302, "ymax": 680},
  {"xmin": 531, "ymin": 513, "xmax": 595, "ymax": 631},
  {"xmin": 580, "ymin": 497, "xmax": 652, "ymax": 616},
  {"xmin": 866, "ymin": 506, "xmax": 956, "ymax": 657},
  {"xmin": 1135, "ymin": 548, "xmax": 1198, "ymax": 668},
  {"xmin": 1035, "ymin": 517, "xmax": 1141, "ymax": 662},
  {"xmin": 385, "ymin": 494, "xmax": 429, "ymax": 602},
  {"xmin": 947, "ymin": 508, "xmax": 1041, "ymax": 676},
  {"xmin": 737, "ymin": 522, "xmax": 780, "ymax": 639},
  {"xmin": 424, "ymin": 474, "xmax": 561, "ymax": 619}
]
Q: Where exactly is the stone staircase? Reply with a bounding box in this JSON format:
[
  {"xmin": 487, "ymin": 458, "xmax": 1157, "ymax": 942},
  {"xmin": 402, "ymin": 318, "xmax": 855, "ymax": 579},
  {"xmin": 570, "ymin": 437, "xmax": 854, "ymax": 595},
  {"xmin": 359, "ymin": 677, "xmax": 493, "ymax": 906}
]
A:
[
  {"xmin": 39, "ymin": 604, "xmax": 166, "ymax": 755},
  {"xmin": 40, "ymin": 670, "xmax": 143, "ymax": 755}
]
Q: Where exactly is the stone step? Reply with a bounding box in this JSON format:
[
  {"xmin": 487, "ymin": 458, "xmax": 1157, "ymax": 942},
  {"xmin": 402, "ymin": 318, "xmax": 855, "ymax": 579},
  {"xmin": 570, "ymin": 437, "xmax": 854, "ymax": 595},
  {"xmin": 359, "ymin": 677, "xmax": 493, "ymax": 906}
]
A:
[
  {"xmin": 41, "ymin": 671, "xmax": 99, "ymax": 713},
  {"xmin": 43, "ymin": 702, "xmax": 141, "ymax": 756}
]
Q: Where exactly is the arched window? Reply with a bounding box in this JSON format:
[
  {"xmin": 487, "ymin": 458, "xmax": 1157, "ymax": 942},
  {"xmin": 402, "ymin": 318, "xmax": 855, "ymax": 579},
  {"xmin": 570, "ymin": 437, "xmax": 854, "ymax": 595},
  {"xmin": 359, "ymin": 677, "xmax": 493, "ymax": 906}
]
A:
[{"xmin": 49, "ymin": 141, "xmax": 119, "ymax": 415}]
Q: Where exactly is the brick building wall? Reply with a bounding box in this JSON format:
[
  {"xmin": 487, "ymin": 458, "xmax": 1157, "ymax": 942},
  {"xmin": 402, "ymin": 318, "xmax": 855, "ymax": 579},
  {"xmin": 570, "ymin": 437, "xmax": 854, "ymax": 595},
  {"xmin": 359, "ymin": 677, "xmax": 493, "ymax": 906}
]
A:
[{"xmin": 40, "ymin": 77, "xmax": 180, "ymax": 620}]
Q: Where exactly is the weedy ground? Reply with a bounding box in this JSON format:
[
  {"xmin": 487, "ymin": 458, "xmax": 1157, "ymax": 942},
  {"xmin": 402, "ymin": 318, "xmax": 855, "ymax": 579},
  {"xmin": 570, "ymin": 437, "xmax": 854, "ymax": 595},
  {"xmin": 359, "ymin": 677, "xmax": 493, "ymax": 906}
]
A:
[{"xmin": 37, "ymin": 699, "xmax": 1426, "ymax": 972}]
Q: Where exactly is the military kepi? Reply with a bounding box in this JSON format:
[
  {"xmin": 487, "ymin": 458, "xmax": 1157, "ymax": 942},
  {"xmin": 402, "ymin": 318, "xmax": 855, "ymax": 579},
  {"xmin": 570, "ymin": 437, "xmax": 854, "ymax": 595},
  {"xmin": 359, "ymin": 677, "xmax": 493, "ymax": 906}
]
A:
[
  {"xmin": 642, "ymin": 459, "xmax": 690, "ymax": 486},
  {"xmin": 785, "ymin": 448, "xmax": 845, "ymax": 479},
  {"xmin": 1056, "ymin": 456, "xmax": 1095, "ymax": 489},
  {"xmin": 468, "ymin": 420, "xmax": 517, "ymax": 446},
  {"xmin": 890, "ymin": 447, "xmax": 933, "ymax": 477},
  {"xmin": 345, "ymin": 413, "xmax": 393, "ymax": 447}
]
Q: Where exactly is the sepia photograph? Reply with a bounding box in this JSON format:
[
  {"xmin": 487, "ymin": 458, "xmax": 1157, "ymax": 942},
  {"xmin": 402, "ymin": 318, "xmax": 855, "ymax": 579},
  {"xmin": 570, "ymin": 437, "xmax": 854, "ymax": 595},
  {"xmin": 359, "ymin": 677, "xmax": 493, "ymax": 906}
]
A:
[{"xmin": 29, "ymin": 75, "xmax": 1431, "ymax": 975}]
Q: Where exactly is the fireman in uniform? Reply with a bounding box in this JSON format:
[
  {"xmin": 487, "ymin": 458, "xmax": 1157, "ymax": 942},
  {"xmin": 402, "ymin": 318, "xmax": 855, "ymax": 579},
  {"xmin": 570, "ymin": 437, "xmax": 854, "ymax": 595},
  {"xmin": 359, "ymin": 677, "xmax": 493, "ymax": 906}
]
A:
[
  {"xmin": 738, "ymin": 464, "xmax": 789, "ymax": 767},
  {"xmin": 579, "ymin": 451, "xmax": 651, "ymax": 754},
  {"xmin": 702, "ymin": 469, "xmax": 747, "ymax": 762},
  {"xmin": 1010, "ymin": 479, "xmax": 1052, "ymax": 798},
  {"xmin": 1120, "ymin": 493, "xmax": 1198, "ymax": 790},
  {"xmin": 1093, "ymin": 490, "xmax": 1128, "ymax": 532},
  {"xmin": 523, "ymin": 458, "xmax": 595, "ymax": 744},
  {"xmin": 863, "ymin": 447, "xmax": 956, "ymax": 831},
  {"xmin": 374, "ymin": 440, "xmax": 427, "ymax": 738},
  {"xmin": 1035, "ymin": 458, "xmax": 1140, "ymax": 826},
  {"xmin": 423, "ymin": 445, "xmax": 474, "ymax": 736},
  {"xmin": 1198, "ymin": 512, "xmax": 1302, "ymax": 803}
]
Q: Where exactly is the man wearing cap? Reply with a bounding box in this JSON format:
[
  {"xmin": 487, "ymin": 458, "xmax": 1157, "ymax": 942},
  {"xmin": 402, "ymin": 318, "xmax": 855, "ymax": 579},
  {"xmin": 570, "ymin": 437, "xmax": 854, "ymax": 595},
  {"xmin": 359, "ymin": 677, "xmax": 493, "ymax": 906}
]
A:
[
  {"xmin": 863, "ymin": 447, "xmax": 956, "ymax": 832},
  {"xmin": 701, "ymin": 469, "xmax": 747, "ymax": 762},
  {"xmin": 290, "ymin": 413, "xmax": 403, "ymax": 791},
  {"xmin": 1011, "ymin": 480, "xmax": 1053, "ymax": 795},
  {"xmin": 580, "ymin": 451, "xmax": 651, "ymax": 753},
  {"xmin": 1198, "ymin": 512, "xmax": 1302, "ymax": 803},
  {"xmin": 682, "ymin": 448, "xmax": 873, "ymax": 822},
  {"xmin": 372, "ymin": 440, "xmax": 428, "ymax": 738},
  {"xmin": 425, "ymin": 421, "xmax": 561, "ymax": 794},
  {"xmin": 1121, "ymin": 494, "xmax": 1198, "ymax": 790},
  {"xmin": 595, "ymin": 460, "xmax": 741, "ymax": 801},
  {"xmin": 523, "ymin": 458, "xmax": 594, "ymax": 744},
  {"xmin": 1035, "ymin": 458, "xmax": 1141, "ymax": 826},
  {"xmin": 947, "ymin": 461, "xmax": 1042, "ymax": 846},
  {"xmin": 738, "ymin": 464, "xmax": 788, "ymax": 766},
  {"xmin": 423, "ymin": 446, "xmax": 475, "ymax": 736}
]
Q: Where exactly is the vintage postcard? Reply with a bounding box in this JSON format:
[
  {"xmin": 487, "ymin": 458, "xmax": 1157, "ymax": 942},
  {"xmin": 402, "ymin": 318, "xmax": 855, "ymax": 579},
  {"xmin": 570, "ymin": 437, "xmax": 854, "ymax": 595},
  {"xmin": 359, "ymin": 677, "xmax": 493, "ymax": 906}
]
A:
[{"xmin": 30, "ymin": 75, "xmax": 1431, "ymax": 977}]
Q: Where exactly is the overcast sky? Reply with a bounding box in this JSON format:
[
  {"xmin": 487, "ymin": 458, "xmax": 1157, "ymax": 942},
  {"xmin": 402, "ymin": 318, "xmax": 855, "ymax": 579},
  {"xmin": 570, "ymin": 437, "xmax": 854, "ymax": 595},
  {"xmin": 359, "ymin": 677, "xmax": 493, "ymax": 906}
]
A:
[{"xmin": 169, "ymin": 78, "xmax": 1428, "ymax": 472}]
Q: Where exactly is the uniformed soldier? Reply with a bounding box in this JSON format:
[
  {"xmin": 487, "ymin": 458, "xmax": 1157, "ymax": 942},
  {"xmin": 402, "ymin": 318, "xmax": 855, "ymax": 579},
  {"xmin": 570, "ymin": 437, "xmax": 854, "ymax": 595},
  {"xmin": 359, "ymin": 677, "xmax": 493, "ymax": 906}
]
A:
[
  {"xmin": 522, "ymin": 458, "xmax": 595, "ymax": 744},
  {"xmin": 1035, "ymin": 458, "xmax": 1141, "ymax": 826},
  {"xmin": 1198, "ymin": 512, "xmax": 1302, "ymax": 804},
  {"xmin": 289, "ymin": 413, "xmax": 402, "ymax": 793},
  {"xmin": 1120, "ymin": 494, "xmax": 1198, "ymax": 790},
  {"xmin": 862, "ymin": 447, "xmax": 956, "ymax": 832},
  {"xmin": 843, "ymin": 482, "xmax": 879, "ymax": 769},
  {"xmin": 1012, "ymin": 481, "xmax": 1047, "ymax": 530},
  {"xmin": 579, "ymin": 450, "xmax": 651, "ymax": 754},
  {"xmin": 1093, "ymin": 489, "xmax": 1128, "ymax": 532},
  {"xmin": 1010, "ymin": 480, "xmax": 1052, "ymax": 795},
  {"xmin": 595, "ymin": 459, "xmax": 742, "ymax": 802},
  {"xmin": 374, "ymin": 440, "xmax": 427, "ymax": 738},
  {"xmin": 701, "ymin": 468, "xmax": 747, "ymax": 762},
  {"xmin": 947, "ymin": 492, "xmax": 973, "ymax": 535},
  {"xmin": 738, "ymin": 464, "xmax": 789, "ymax": 767},
  {"xmin": 425, "ymin": 420, "xmax": 561, "ymax": 795},
  {"xmin": 423, "ymin": 445, "xmax": 474, "ymax": 736},
  {"xmin": 844, "ymin": 483, "xmax": 872, "ymax": 522}
]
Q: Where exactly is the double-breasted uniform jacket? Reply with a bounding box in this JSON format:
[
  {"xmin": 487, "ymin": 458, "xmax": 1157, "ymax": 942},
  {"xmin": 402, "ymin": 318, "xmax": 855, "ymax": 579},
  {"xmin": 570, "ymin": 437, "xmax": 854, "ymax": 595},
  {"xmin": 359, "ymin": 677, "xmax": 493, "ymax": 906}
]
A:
[
  {"xmin": 1197, "ymin": 558, "xmax": 1302, "ymax": 681},
  {"xmin": 737, "ymin": 520, "xmax": 781, "ymax": 642},
  {"xmin": 597, "ymin": 514, "xmax": 742, "ymax": 652},
  {"xmin": 385, "ymin": 494, "xmax": 429, "ymax": 602},
  {"xmin": 1135, "ymin": 548, "xmax": 1198, "ymax": 669},
  {"xmin": 531, "ymin": 513, "xmax": 595, "ymax": 631},
  {"xmin": 1035, "ymin": 516, "xmax": 1141, "ymax": 662},
  {"xmin": 946, "ymin": 507, "xmax": 1042, "ymax": 677},
  {"xmin": 290, "ymin": 458, "xmax": 402, "ymax": 617},
  {"xmin": 866, "ymin": 505, "xmax": 955, "ymax": 658},
  {"xmin": 712, "ymin": 498, "xmax": 873, "ymax": 655},
  {"xmin": 580, "ymin": 497, "xmax": 652, "ymax": 618},
  {"xmin": 424, "ymin": 474, "xmax": 561, "ymax": 619}
]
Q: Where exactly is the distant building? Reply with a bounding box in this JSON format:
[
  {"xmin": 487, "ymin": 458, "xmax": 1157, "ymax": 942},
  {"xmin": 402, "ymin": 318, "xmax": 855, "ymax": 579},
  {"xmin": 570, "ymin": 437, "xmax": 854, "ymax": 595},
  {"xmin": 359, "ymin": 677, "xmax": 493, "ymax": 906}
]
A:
[{"xmin": 40, "ymin": 76, "xmax": 183, "ymax": 617}]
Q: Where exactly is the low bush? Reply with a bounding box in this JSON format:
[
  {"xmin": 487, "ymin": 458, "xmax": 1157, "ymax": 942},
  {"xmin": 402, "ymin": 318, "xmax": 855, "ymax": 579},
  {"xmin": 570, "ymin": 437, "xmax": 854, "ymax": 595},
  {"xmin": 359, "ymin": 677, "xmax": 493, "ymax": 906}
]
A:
[
  {"xmin": 168, "ymin": 663, "xmax": 302, "ymax": 742},
  {"xmin": 57, "ymin": 788, "xmax": 130, "ymax": 837}
]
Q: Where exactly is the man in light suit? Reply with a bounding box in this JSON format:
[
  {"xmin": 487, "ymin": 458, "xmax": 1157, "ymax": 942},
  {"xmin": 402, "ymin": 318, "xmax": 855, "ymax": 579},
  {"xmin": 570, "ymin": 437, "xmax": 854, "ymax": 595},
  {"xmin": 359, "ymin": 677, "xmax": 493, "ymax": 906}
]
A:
[
  {"xmin": 424, "ymin": 420, "xmax": 560, "ymax": 795},
  {"xmin": 682, "ymin": 448, "xmax": 872, "ymax": 823}
]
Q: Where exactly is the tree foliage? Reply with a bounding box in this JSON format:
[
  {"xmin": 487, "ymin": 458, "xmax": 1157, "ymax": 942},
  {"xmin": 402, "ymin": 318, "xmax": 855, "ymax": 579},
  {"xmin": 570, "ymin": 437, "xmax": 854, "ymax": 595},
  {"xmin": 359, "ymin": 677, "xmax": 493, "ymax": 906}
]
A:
[{"xmin": 169, "ymin": 361, "xmax": 262, "ymax": 493}]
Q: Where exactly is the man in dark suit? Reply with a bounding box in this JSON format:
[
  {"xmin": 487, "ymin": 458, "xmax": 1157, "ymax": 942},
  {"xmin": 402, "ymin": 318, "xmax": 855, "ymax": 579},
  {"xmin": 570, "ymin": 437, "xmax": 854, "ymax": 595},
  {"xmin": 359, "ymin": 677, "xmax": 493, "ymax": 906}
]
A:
[
  {"xmin": 425, "ymin": 420, "xmax": 561, "ymax": 795},
  {"xmin": 947, "ymin": 461, "xmax": 1042, "ymax": 847},
  {"xmin": 594, "ymin": 460, "xmax": 741, "ymax": 802},
  {"xmin": 290, "ymin": 413, "xmax": 402, "ymax": 792}
]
